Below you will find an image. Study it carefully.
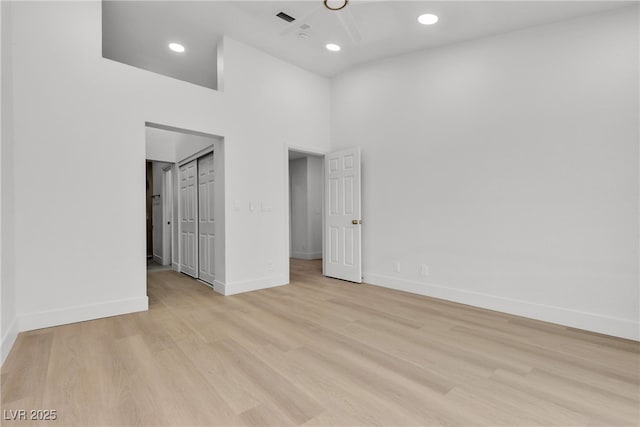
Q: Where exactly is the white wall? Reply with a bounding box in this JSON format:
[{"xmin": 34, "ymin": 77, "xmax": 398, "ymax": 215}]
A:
[
  {"xmin": 8, "ymin": 1, "xmax": 330, "ymax": 339},
  {"xmin": 175, "ymin": 132, "xmax": 216, "ymax": 163},
  {"xmin": 145, "ymin": 127, "xmax": 175, "ymax": 163},
  {"xmin": 331, "ymin": 6, "xmax": 639, "ymax": 340},
  {"xmin": 1, "ymin": 0, "xmax": 18, "ymax": 365},
  {"xmin": 290, "ymin": 158, "xmax": 308, "ymax": 259},
  {"xmin": 306, "ymin": 156, "xmax": 323, "ymax": 260},
  {"xmin": 145, "ymin": 126, "xmax": 217, "ymax": 163},
  {"xmin": 222, "ymin": 37, "xmax": 330, "ymax": 291},
  {"xmin": 289, "ymin": 156, "xmax": 323, "ymax": 260},
  {"xmin": 151, "ymin": 161, "xmax": 170, "ymax": 264}
]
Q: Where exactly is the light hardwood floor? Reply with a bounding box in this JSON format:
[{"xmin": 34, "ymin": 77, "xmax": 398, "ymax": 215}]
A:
[{"xmin": 2, "ymin": 259, "xmax": 639, "ymax": 426}]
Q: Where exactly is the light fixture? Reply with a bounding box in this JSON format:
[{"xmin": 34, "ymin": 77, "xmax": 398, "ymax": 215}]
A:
[
  {"xmin": 168, "ymin": 42, "xmax": 185, "ymax": 53},
  {"xmin": 418, "ymin": 14, "xmax": 439, "ymax": 25},
  {"xmin": 326, "ymin": 43, "xmax": 341, "ymax": 52},
  {"xmin": 324, "ymin": 0, "xmax": 348, "ymax": 11}
]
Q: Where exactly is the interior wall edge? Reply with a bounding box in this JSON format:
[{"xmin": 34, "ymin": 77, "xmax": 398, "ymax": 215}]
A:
[
  {"xmin": 17, "ymin": 296, "xmax": 149, "ymax": 333},
  {"xmin": 0, "ymin": 316, "xmax": 18, "ymax": 367},
  {"xmin": 362, "ymin": 273, "xmax": 640, "ymax": 341},
  {"xmin": 219, "ymin": 274, "xmax": 288, "ymax": 296}
]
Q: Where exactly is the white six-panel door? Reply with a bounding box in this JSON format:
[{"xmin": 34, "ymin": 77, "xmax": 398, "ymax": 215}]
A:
[
  {"xmin": 198, "ymin": 153, "xmax": 215, "ymax": 285},
  {"xmin": 324, "ymin": 147, "xmax": 362, "ymax": 283},
  {"xmin": 179, "ymin": 161, "xmax": 198, "ymax": 277}
]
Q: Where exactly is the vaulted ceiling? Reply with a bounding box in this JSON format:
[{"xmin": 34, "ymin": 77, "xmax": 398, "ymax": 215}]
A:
[{"xmin": 103, "ymin": 1, "xmax": 630, "ymax": 87}]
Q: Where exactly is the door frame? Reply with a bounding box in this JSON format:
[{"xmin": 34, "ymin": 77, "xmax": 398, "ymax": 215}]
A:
[
  {"xmin": 162, "ymin": 165, "xmax": 173, "ymax": 266},
  {"xmin": 284, "ymin": 144, "xmax": 327, "ymax": 282}
]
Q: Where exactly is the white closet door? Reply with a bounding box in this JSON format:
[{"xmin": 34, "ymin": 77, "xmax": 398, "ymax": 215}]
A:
[
  {"xmin": 198, "ymin": 153, "xmax": 215, "ymax": 284},
  {"xmin": 324, "ymin": 147, "xmax": 362, "ymax": 283},
  {"xmin": 179, "ymin": 161, "xmax": 198, "ymax": 277}
]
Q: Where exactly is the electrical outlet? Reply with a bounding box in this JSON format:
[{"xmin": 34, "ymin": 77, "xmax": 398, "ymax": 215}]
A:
[
  {"xmin": 267, "ymin": 260, "xmax": 274, "ymax": 272},
  {"xmin": 393, "ymin": 261, "xmax": 401, "ymax": 273},
  {"xmin": 421, "ymin": 264, "xmax": 429, "ymax": 277}
]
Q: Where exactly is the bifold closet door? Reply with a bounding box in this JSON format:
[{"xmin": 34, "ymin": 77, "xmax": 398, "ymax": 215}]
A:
[
  {"xmin": 198, "ymin": 153, "xmax": 215, "ymax": 284},
  {"xmin": 179, "ymin": 161, "xmax": 198, "ymax": 277}
]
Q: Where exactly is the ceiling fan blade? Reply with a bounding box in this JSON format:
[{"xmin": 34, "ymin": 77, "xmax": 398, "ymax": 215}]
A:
[
  {"xmin": 278, "ymin": 4, "xmax": 324, "ymax": 36},
  {"xmin": 337, "ymin": 7, "xmax": 362, "ymax": 43}
]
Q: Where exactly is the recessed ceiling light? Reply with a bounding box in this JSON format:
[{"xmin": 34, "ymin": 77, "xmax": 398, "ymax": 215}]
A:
[
  {"xmin": 326, "ymin": 43, "xmax": 341, "ymax": 52},
  {"xmin": 418, "ymin": 14, "xmax": 439, "ymax": 25},
  {"xmin": 168, "ymin": 43, "xmax": 185, "ymax": 53}
]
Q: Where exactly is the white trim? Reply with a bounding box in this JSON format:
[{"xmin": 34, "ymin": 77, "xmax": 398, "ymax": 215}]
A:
[
  {"xmin": 177, "ymin": 145, "xmax": 214, "ymax": 166},
  {"xmin": 152, "ymin": 254, "xmax": 163, "ymax": 265},
  {"xmin": 162, "ymin": 166, "xmax": 173, "ymax": 266},
  {"xmin": 292, "ymin": 251, "xmax": 323, "ymax": 260},
  {"xmin": 1, "ymin": 317, "xmax": 19, "ymax": 366},
  {"xmin": 18, "ymin": 297, "xmax": 149, "ymax": 333},
  {"xmin": 172, "ymin": 262, "xmax": 181, "ymax": 272},
  {"xmin": 213, "ymin": 279, "xmax": 225, "ymax": 295},
  {"xmin": 216, "ymin": 274, "xmax": 288, "ymax": 296},
  {"xmin": 363, "ymin": 273, "xmax": 640, "ymax": 341}
]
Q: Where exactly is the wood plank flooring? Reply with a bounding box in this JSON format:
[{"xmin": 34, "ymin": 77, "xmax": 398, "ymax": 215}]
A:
[{"xmin": 2, "ymin": 259, "xmax": 639, "ymax": 426}]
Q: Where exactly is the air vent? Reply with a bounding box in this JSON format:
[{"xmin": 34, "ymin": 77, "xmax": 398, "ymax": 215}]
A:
[{"xmin": 276, "ymin": 11, "xmax": 296, "ymax": 23}]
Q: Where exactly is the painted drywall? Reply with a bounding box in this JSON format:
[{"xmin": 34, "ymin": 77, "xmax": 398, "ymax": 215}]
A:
[
  {"xmin": 8, "ymin": 1, "xmax": 329, "ymax": 339},
  {"xmin": 151, "ymin": 161, "xmax": 171, "ymax": 264},
  {"xmin": 289, "ymin": 156, "xmax": 323, "ymax": 260},
  {"xmin": 1, "ymin": 0, "xmax": 18, "ymax": 365},
  {"xmin": 145, "ymin": 127, "xmax": 175, "ymax": 163},
  {"xmin": 175, "ymin": 132, "xmax": 216, "ymax": 163},
  {"xmin": 331, "ymin": 6, "xmax": 639, "ymax": 340},
  {"xmin": 306, "ymin": 156, "xmax": 323, "ymax": 260},
  {"xmin": 290, "ymin": 158, "xmax": 309, "ymax": 259},
  {"xmin": 145, "ymin": 126, "xmax": 218, "ymax": 164},
  {"xmin": 221, "ymin": 33, "xmax": 330, "ymax": 290}
]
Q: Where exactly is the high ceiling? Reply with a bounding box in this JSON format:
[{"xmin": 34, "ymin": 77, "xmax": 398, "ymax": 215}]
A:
[{"xmin": 103, "ymin": 1, "xmax": 631, "ymax": 87}]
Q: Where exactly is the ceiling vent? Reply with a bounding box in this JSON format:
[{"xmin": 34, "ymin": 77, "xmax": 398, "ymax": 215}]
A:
[{"xmin": 276, "ymin": 11, "xmax": 296, "ymax": 23}]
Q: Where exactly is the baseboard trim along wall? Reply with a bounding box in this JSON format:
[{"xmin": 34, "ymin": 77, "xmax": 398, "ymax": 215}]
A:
[
  {"xmin": 363, "ymin": 273, "xmax": 640, "ymax": 341},
  {"xmin": 215, "ymin": 275, "xmax": 288, "ymax": 296},
  {"xmin": 1, "ymin": 317, "xmax": 19, "ymax": 366},
  {"xmin": 292, "ymin": 251, "xmax": 323, "ymax": 260},
  {"xmin": 18, "ymin": 296, "xmax": 149, "ymax": 333}
]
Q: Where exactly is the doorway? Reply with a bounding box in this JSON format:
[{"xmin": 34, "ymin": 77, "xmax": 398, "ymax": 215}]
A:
[
  {"xmin": 287, "ymin": 146, "xmax": 363, "ymax": 284},
  {"xmin": 288, "ymin": 149, "xmax": 324, "ymax": 273},
  {"xmin": 146, "ymin": 160, "xmax": 173, "ymax": 271},
  {"xmin": 145, "ymin": 123, "xmax": 225, "ymax": 289}
]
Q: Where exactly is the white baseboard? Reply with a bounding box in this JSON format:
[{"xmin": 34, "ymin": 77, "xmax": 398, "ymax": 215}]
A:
[
  {"xmin": 152, "ymin": 254, "xmax": 163, "ymax": 265},
  {"xmin": 1, "ymin": 316, "xmax": 19, "ymax": 366},
  {"xmin": 172, "ymin": 262, "xmax": 180, "ymax": 272},
  {"xmin": 363, "ymin": 273, "xmax": 640, "ymax": 341},
  {"xmin": 19, "ymin": 296, "xmax": 149, "ymax": 333},
  {"xmin": 292, "ymin": 251, "xmax": 322, "ymax": 260},
  {"xmin": 217, "ymin": 274, "xmax": 288, "ymax": 296},
  {"xmin": 213, "ymin": 280, "xmax": 225, "ymax": 295}
]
